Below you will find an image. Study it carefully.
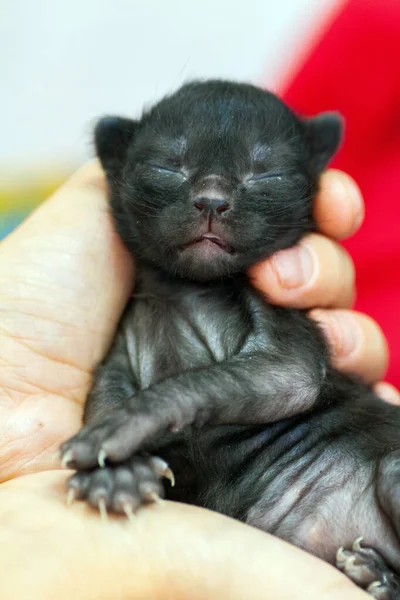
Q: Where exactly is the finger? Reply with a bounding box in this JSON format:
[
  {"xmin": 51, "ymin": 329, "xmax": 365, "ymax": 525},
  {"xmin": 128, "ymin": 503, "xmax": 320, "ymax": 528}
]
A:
[
  {"xmin": 0, "ymin": 471, "xmax": 367, "ymax": 600},
  {"xmin": 249, "ymin": 233, "xmax": 355, "ymax": 309},
  {"xmin": 314, "ymin": 169, "xmax": 364, "ymax": 240},
  {"xmin": 373, "ymin": 382, "xmax": 400, "ymax": 406},
  {"xmin": 309, "ymin": 309, "xmax": 389, "ymax": 384}
]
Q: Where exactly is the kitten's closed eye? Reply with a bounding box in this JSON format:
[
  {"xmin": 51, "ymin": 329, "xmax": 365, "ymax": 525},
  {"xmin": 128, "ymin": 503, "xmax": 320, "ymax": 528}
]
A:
[
  {"xmin": 146, "ymin": 161, "xmax": 187, "ymax": 178},
  {"xmin": 250, "ymin": 170, "xmax": 286, "ymax": 182}
]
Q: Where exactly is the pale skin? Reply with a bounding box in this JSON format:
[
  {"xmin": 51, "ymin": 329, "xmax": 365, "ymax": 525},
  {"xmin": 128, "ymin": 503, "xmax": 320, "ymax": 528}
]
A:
[{"xmin": 0, "ymin": 161, "xmax": 398, "ymax": 599}]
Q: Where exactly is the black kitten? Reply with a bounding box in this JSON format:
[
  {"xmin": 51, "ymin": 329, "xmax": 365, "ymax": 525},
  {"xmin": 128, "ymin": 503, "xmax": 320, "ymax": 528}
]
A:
[{"xmin": 61, "ymin": 81, "xmax": 400, "ymax": 599}]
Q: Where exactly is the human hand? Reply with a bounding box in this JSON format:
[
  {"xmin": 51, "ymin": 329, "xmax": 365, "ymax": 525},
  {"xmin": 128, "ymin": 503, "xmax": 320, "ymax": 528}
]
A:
[
  {"xmin": 0, "ymin": 470, "xmax": 367, "ymax": 600},
  {"xmin": 0, "ymin": 161, "xmax": 133, "ymax": 480},
  {"xmin": 0, "ymin": 161, "xmax": 397, "ymax": 482}
]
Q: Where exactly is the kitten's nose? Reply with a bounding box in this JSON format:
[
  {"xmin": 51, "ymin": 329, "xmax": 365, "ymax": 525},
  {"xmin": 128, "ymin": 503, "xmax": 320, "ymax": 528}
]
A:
[{"xmin": 193, "ymin": 197, "xmax": 231, "ymax": 215}]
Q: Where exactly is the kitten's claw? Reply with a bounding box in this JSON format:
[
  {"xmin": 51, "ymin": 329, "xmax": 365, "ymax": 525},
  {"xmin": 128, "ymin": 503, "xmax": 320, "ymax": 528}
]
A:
[
  {"xmin": 61, "ymin": 449, "xmax": 74, "ymax": 469},
  {"xmin": 98, "ymin": 498, "xmax": 108, "ymax": 521},
  {"xmin": 336, "ymin": 541, "xmax": 399, "ymax": 595},
  {"xmin": 66, "ymin": 487, "xmax": 77, "ymax": 507},
  {"xmin": 149, "ymin": 456, "xmax": 175, "ymax": 486},
  {"xmin": 352, "ymin": 537, "xmax": 364, "ymax": 552},
  {"xmin": 345, "ymin": 555, "xmax": 356, "ymax": 570},
  {"xmin": 144, "ymin": 491, "xmax": 165, "ymax": 506},
  {"xmin": 336, "ymin": 547, "xmax": 348, "ymax": 567},
  {"xmin": 122, "ymin": 502, "xmax": 136, "ymax": 522},
  {"xmin": 164, "ymin": 467, "xmax": 175, "ymax": 487},
  {"xmin": 367, "ymin": 581, "xmax": 383, "ymax": 592},
  {"xmin": 98, "ymin": 449, "xmax": 107, "ymax": 469}
]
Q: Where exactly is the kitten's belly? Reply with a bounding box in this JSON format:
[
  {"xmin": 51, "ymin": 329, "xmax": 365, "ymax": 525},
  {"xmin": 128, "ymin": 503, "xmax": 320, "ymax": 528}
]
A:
[
  {"xmin": 190, "ymin": 422, "xmax": 400, "ymax": 572},
  {"xmin": 247, "ymin": 455, "xmax": 400, "ymax": 571}
]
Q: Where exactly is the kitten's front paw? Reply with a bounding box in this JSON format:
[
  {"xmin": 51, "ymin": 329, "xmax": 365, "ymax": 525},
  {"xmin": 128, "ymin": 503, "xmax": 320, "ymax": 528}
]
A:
[
  {"xmin": 60, "ymin": 408, "xmax": 159, "ymax": 470},
  {"xmin": 336, "ymin": 538, "xmax": 400, "ymax": 599},
  {"xmin": 66, "ymin": 455, "xmax": 174, "ymax": 516}
]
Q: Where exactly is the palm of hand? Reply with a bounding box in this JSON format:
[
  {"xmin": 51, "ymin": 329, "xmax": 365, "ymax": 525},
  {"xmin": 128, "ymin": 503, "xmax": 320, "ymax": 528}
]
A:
[{"xmin": 0, "ymin": 167, "xmax": 133, "ymax": 480}]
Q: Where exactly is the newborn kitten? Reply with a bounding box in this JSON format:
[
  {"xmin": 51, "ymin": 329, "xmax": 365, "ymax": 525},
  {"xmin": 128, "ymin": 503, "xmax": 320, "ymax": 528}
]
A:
[{"xmin": 61, "ymin": 80, "xmax": 400, "ymax": 598}]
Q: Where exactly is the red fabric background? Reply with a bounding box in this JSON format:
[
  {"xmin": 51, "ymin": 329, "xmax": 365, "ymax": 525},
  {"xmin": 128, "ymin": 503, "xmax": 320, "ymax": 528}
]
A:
[{"xmin": 281, "ymin": 0, "xmax": 400, "ymax": 385}]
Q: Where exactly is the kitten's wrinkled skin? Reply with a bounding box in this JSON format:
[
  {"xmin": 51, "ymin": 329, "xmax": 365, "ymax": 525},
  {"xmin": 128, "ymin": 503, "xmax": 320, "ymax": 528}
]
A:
[{"xmin": 61, "ymin": 81, "xmax": 400, "ymax": 598}]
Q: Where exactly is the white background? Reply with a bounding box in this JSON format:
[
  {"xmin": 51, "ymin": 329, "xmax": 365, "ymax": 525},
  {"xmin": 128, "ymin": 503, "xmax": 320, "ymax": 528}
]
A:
[{"xmin": 1, "ymin": 0, "xmax": 338, "ymax": 174}]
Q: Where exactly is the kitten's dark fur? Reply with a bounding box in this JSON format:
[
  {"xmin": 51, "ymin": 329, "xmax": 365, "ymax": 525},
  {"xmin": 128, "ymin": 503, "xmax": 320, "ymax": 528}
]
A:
[{"xmin": 61, "ymin": 81, "xmax": 400, "ymax": 598}]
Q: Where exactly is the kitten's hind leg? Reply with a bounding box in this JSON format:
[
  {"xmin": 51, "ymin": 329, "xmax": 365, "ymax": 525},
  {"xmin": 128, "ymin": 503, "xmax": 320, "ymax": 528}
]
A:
[{"xmin": 336, "ymin": 538, "xmax": 400, "ymax": 599}]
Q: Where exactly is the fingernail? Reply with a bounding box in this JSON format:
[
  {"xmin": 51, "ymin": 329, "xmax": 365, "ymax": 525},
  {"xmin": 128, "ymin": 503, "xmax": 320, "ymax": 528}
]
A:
[
  {"xmin": 317, "ymin": 313, "xmax": 363, "ymax": 358},
  {"xmin": 272, "ymin": 244, "xmax": 316, "ymax": 289},
  {"xmin": 374, "ymin": 383, "xmax": 400, "ymax": 406}
]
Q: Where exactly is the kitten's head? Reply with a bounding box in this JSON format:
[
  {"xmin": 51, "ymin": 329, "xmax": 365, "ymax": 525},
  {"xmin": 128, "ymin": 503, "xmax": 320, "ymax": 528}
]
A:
[{"xmin": 95, "ymin": 80, "xmax": 343, "ymax": 281}]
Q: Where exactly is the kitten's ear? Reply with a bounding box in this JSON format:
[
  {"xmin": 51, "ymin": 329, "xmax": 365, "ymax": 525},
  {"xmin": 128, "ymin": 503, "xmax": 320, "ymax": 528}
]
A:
[
  {"xmin": 94, "ymin": 116, "xmax": 137, "ymax": 178},
  {"xmin": 304, "ymin": 112, "xmax": 344, "ymax": 174}
]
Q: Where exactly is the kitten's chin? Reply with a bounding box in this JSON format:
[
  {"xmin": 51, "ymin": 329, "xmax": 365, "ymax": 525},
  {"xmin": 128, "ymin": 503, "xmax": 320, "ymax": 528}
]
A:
[
  {"xmin": 182, "ymin": 237, "xmax": 233, "ymax": 258},
  {"xmin": 174, "ymin": 244, "xmax": 237, "ymax": 281}
]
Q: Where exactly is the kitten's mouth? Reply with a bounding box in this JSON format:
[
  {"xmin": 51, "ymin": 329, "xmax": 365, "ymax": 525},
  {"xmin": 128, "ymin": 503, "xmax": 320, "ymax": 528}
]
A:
[{"xmin": 182, "ymin": 233, "xmax": 233, "ymax": 254}]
